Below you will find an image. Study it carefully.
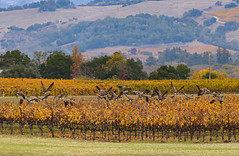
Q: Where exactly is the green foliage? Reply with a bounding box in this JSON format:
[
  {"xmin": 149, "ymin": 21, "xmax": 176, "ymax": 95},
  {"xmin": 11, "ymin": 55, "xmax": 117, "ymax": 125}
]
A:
[
  {"xmin": 157, "ymin": 47, "xmax": 208, "ymax": 66},
  {"xmin": 202, "ymin": 72, "xmax": 218, "ymax": 79},
  {"xmin": 125, "ymin": 59, "xmax": 147, "ymax": 80},
  {"xmin": 183, "ymin": 9, "xmax": 203, "ymax": 18},
  {"xmin": 1, "ymin": 63, "xmax": 41, "ymax": 78},
  {"xmin": 81, "ymin": 55, "xmax": 111, "ymax": 79},
  {"xmin": 43, "ymin": 51, "xmax": 73, "ymax": 79},
  {"xmin": 203, "ymin": 17, "xmax": 216, "ymax": 26},
  {"xmin": 0, "ymin": 50, "xmax": 30, "ymax": 68},
  {"xmin": 26, "ymin": 22, "xmax": 53, "ymax": 31},
  {"xmin": 145, "ymin": 56, "xmax": 157, "ymax": 66},
  {"xmin": 225, "ymin": 2, "xmax": 237, "ymax": 8},
  {"xmin": 39, "ymin": 0, "xmax": 56, "ymax": 12},
  {"xmin": 8, "ymin": 26, "xmax": 24, "ymax": 31},
  {"xmin": 215, "ymin": 1, "xmax": 222, "ymax": 6},
  {"xmin": 216, "ymin": 47, "xmax": 230, "ymax": 64},
  {"xmin": 0, "ymin": 50, "xmax": 40, "ymax": 78},
  {"xmin": 149, "ymin": 64, "xmax": 191, "ymax": 80},
  {"xmin": 80, "ymin": 53, "xmax": 147, "ymax": 80}
]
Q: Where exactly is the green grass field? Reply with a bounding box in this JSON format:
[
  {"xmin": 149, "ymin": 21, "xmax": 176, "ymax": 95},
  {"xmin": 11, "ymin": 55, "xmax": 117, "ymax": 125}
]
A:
[{"xmin": 0, "ymin": 135, "xmax": 239, "ymax": 155}]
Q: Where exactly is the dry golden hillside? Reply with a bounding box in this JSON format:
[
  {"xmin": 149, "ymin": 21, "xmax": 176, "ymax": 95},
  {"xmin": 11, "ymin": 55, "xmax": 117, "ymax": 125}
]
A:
[{"xmin": 207, "ymin": 7, "xmax": 239, "ymax": 22}]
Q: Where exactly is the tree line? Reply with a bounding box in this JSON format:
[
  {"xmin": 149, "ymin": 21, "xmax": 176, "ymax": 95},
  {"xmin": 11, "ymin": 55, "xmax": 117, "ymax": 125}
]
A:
[
  {"xmin": 0, "ymin": 47, "xmax": 191, "ymax": 80},
  {"xmin": 145, "ymin": 47, "xmax": 232, "ymax": 67}
]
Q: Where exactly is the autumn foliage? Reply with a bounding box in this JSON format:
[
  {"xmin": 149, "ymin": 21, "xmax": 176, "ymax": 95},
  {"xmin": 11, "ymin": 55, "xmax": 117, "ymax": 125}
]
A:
[{"xmin": 0, "ymin": 94, "xmax": 239, "ymax": 142}]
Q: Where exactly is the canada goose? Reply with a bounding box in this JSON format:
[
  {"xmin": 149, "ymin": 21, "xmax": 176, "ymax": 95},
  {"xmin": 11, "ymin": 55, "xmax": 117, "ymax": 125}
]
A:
[
  {"xmin": 41, "ymin": 81, "xmax": 54, "ymax": 95},
  {"xmin": 132, "ymin": 90, "xmax": 149, "ymax": 102},
  {"xmin": 145, "ymin": 89, "xmax": 157, "ymax": 98},
  {"xmin": 196, "ymin": 85, "xmax": 210, "ymax": 96},
  {"xmin": 96, "ymin": 86, "xmax": 112, "ymax": 96},
  {"xmin": 182, "ymin": 92, "xmax": 194, "ymax": 100},
  {"xmin": 210, "ymin": 96, "xmax": 225, "ymax": 104},
  {"xmin": 212, "ymin": 92, "xmax": 221, "ymax": 98},
  {"xmin": 171, "ymin": 82, "xmax": 184, "ymax": 97},
  {"xmin": 154, "ymin": 87, "xmax": 168, "ymax": 101},
  {"xmin": 54, "ymin": 94, "xmax": 67, "ymax": 100},
  {"xmin": 108, "ymin": 90, "xmax": 119, "ymax": 101},
  {"xmin": 118, "ymin": 85, "xmax": 131, "ymax": 91},
  {"xmin": 15, "ymin": 92, "xmax": 26, "ymax": 99},
  {"xmin": 116, "ymin": 89, "xmax": 133, "ymax": 101},
  {"xmin": 64, "ymin": 98, "xmax": 77, "ymax": 107},
  {"xmin": 94, "ymin": 91, "xmax": 108, "ymax": 100},
  {"xmin": 30, "ymin": 94, "xmax": 51, "ymax": 102}
]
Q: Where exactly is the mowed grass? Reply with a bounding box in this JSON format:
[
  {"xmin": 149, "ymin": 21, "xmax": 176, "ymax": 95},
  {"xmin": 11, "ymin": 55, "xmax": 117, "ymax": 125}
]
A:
[{"xmin": 0, "ymin": 135, "xmax": 239, "ymax": 156}]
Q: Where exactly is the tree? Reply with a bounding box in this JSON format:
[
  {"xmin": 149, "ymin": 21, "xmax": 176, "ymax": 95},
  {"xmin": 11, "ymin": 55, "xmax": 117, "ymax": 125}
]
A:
[
  {"xmin": 39, "ymin": 0, "xmax": 56, "ymax": 12},
  {"xmin": 0, "ymin": 50, "xmax": 30, "ymax": 68},
  {"xmin": 149, "ymin": 64, "xmax": 191, "ymax": 80},
  {"xmin": 1, "ymin": 63, "xmax": 40, "ymax": 78},
  {"xmin": 70, "ymin": 45, "xmax": 83, "ymax": 78},
  {"xmin": 56, "ymin": 0, "xmax": 72, "ymax": 8},
  {"xmin": 81, "ymin": 55, "xmax": 110, "ymax": 79},
  {"xmin": 216, "ymin": 47, "xmax": 230, "ymax": 64},
  {"xmin": 149, "ymin": 65, "xmax": 178, "ymax": 80},
  {"xmin": 44, "ymin": 51, "xmax": 73, "ymax": 79},
  {"xmin": 0, "ymin": 50, "xmax": 40, "ymax": 78},
  {"xmin": 103, "ymin": 52, "xmax": 127, "ymax": 79},
  {"xmin": 145, "ymin": 56, "xmax": 157, "ymax": 66},
  {"xmin": 125, "ymin": 59, "xmax": 147, "ymax": 80},
  {"xmin": 33, "ymin": 51, "xmax": 48, "ymax": 66},
  {"xmin": 176, "ymin": 64, "xmax": 190, "ymax": 79}
]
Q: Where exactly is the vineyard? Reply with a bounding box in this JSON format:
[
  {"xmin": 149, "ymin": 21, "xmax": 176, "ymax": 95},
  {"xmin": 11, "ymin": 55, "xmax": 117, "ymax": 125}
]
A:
[
  {"xmin": 0, "ymin": 78, "xmax": 239, "ymax": 142},
  {"xmin": 0, "ymin": 78, "xmax": 239, "ymax": 96}
]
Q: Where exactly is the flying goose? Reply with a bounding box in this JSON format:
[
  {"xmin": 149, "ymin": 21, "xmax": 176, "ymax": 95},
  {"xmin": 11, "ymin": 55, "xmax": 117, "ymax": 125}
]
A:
[
  {"xmin": 182, "ymin": 92, "xmax": 194, "ymax": 100},
  {"xmin": 41, "ymin": 81, "xmax": 54, "ymax": 95},
  {"xmin": 171, "ymin": 82, "xmax": 184, "ymax": 97},
  {"xmin": 210, "ymin": 95, "xmax": 225, "ymax": 104},
  {"xmin": 145, "ymin": 89, "xmax": 157, "ymax": 98},
  {"xmin": 154, "ymin": 87, "xmax": 169, "ymax": 102},
  {"xmin": 64, "ymin": 98, "xmax": 77, "ymax": 107},
  {"xmin": 132, "ymin": 90, "xmax": 149, "ymax": 102},
  {"xmin": 196, "ymin": 85, "xmax": 210, "ymax": 96}
]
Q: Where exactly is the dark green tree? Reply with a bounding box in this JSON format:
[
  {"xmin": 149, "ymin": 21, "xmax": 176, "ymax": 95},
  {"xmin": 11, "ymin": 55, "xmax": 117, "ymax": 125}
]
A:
[
  {"xmin": 0, "ymin": 50, "xmax": 30, "ymax": 68},
  {"xmin": 202, "ymin": 72, "xmax": 218, "ymax": 79},
  {"xmin": 149, "ymin": 64, "xmax": 191, "ymax": 80},
  {"xmin": 44, "ymin": 51, "xmax": 73, "ymax": 79},
  {"xmin": 145, "ymin": 56, "xmax": 158, "ymax": 66},
  {"xmin": 81, "ymin": 55, "xmax": 110, "ymax": 79},
  {"xmin": 0, "ymin": 50, "xmax": 40, "ymax": 78},
  {"xmin": 56, "ymin": 0, "xmax": 72, "ymax": 8},
  {"xmin": 149, "ymin": 65, "xmax": 178, "ymax": 80},
  {"xmin": 176, "ymin": 64, "xmax": 191, "ymax": 79},
  {"xmin": 1, "ymin": 63, "xmax": 40, "ymax": 78},
  {"xmin": 216, "ymin": 47, "xmax": 230, "ymax": 64},
  {"xmin": 125, "ymin": 59, "xmax": 147, "ymax": 80},
  {"xmin": 39, "ymin": 0, "xmax": 56, "ymax": 12}
]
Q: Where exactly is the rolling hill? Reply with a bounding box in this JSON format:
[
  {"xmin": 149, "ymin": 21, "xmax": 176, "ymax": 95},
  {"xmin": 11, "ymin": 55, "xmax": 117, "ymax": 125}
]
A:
[{"xmin": 0, "ymin": 0, "xmax": 237, "ymax": 56}]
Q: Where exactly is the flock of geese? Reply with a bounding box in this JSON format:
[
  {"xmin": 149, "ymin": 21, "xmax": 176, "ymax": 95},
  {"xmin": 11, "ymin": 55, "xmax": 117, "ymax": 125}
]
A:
[
  {"xmin": 94, "ymin": 82, "xmax": 225, "ymax": 104},
  {"xmin": 15, "ymin": 81, "xmax": 76, "ymax": 107},
  {"xmin": 14, "ymin": 81, "xmax": 225, "ymax": 106}
]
